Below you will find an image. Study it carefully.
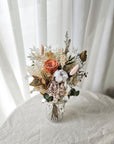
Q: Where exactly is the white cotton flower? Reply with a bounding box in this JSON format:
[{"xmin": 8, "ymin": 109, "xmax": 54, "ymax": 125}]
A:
[{"xmin": 54, "ymin": 70, "xmax": 68, "ymax": 83}]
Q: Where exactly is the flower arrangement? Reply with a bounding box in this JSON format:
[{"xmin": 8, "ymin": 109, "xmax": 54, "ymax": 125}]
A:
[{"xmin": 28, "ymin": 32, "xmax": 87, "ymax": 121}]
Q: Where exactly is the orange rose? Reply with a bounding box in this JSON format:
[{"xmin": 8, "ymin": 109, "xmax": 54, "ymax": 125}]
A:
[{"xmin": 44, "ymin": 59, "xmax": 59, "ymax": 74}]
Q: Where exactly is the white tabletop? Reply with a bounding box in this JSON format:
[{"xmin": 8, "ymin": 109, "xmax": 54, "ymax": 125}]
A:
[{"xmin": 0, "ymin": 90, "xmax": 114, "ymax": 144}]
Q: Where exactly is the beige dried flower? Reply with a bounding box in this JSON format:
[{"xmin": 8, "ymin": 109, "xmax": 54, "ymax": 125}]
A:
[
  {"xmin": 48, "ymin": 80, "xmax": 65, "ymax": 97},
  {"xmin": 45, "ymin": 51, "xmax": 56, "ymax": 59},
  {"xmin": 59, "ymin": 49, "xmax": 67, "ymax": 67},
  {"xmin": 60, "ymin": 54, "xmax": 67, "ymax": 67},
  {"xmin": 40, "ymin": 44, "xmax": 44, "ymax": 55}
]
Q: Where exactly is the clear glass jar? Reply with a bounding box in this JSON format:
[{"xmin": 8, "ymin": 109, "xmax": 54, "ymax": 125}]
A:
[{"xmin": 46, "ymin": 101, "xmax": 66, "ymax": 122}]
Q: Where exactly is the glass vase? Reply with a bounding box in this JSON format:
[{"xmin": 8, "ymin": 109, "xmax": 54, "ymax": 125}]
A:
[{"xmin": 46, "ymin": 101, "xmax": 66, "ymax": 122}]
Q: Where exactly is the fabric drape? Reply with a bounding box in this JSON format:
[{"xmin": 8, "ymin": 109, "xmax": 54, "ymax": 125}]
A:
[{"xmin": 72, "ymin": 0, "xmax": 114, "ymax": 93}]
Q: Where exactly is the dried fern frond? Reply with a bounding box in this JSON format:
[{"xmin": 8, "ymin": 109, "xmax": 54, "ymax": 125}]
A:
[
  {"xmin": 28, "ymin": 46, "xmax": 41, "ymax": 61},
  {"xmin": 27, "ymin": 66, "xmax": 42, "ymax": 77},
  {"xmin": 59, "ymin": 48, "xmax": 67, "ymax": 67}
]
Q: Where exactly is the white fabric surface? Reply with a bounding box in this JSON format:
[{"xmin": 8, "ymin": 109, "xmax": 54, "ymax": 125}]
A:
[{"xmin": 0, "ymin": 90, "xmax": 114, "ymax": 144}]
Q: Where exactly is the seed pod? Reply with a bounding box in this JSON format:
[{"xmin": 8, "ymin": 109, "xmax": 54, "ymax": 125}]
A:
[
  {"xmin": 40, "ymin": 44, "xmax": 44, "ymax": 55},
  {"xmin": 79, "ymin": 50, "xmax": 87, "ymax": 62}
]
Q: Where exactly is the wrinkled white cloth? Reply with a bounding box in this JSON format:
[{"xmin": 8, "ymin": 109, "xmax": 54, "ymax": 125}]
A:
[{"xmin": 0, "ymin": 90, "xmax": 114, "ymax": 144}]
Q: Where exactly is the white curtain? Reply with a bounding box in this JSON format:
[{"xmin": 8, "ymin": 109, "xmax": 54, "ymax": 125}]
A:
[
  {"xmin": 72, "ymin": 0, "xmax": 114, "ymax": 93},
  {"xmin": 0, "ymin": 0, "xmax": 114, "ymax": 126}
]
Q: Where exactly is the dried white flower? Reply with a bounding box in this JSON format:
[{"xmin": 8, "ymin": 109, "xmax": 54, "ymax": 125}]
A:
[
  {"xmin": 54, "ymin": 70, "xmax": 68, "ymax": 83},
  {"xmin": 76, "ymin": 56, "xmax": 83, "ymax": 68},
  {"xmin": 65, "ymin": 85, "xmax": 71, "ymax": 96}
]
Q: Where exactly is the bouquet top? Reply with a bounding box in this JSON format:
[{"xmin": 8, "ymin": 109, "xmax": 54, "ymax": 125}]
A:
[{"xmin": 28, "ymin": 32, "xmax": 87, "ymax": 103}]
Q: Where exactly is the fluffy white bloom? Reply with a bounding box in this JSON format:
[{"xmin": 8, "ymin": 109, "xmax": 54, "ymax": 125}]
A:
[{"xmin": 54, "ymin": 70, "xmax": 68, "ymax": 83}]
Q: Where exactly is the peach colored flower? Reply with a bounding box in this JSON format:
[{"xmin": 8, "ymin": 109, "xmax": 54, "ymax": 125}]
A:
[
  {"xmin": 40, "ymin": 44, "xmax": 44, "ymax": 55},
  {"xmin": 44, "ymin": 59, "xmax": 59, "ymax": 74},
  {"xmin": 70, "ymin": 64, "xmax": 79, "ymax": 75}
]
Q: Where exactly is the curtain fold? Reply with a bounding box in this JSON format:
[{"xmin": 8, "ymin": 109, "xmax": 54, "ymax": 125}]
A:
[
  {"xmin": 46, "ymin": 0, "xmax": 72, "ymax": 50},
  {"xmin": 0, "ymin": 42, "xmax": 24, "ymax": 104},
  {"xmin": 91, "ymin": 0, "xmax": 114, "ymax": 92},
  {"xmin": 36, "ymin": 0, "xmax": 47, "ymax": 47},
  {"xmin": 73, "ymin": 0, "xmax": 114, "ymax": 93},
  {"xmin": 0, "ymin": 0, "xmax": 31, "ymax": 125},
  {"xmin": 7, "ymin": 0, "xmax": 30, "ymax": 100}
]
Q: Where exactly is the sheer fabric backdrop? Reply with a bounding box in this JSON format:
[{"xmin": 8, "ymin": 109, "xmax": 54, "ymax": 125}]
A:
[{"xmin": 0, "ymin": 0, "xmax": 114, "ymax": 125}]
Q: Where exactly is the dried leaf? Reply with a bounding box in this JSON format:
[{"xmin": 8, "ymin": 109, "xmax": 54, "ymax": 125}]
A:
[
  {"xmin": 32, "ymin": 75, "xmax": 40, "ymax": 79},
  {"xmin": 79, "ymin": 50, "xmax": 87, "ymax": 62},
  {"xmin": 41, "ymin": 78, "xmax": 46, "ymax": 85},
  {"xmin": 30, "ymin": 79, "xmax": 41, "ymax": 86},
  {"xmin": 40, "ymin": 92, "xmax": 44, "ymax": 95}
]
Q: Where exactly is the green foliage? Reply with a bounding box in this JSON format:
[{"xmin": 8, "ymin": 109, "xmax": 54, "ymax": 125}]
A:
[
  {"xmin": 63, "ymin": 55, "xmax": 75, "ymax": 72},
  {"xmin": 65, "ymin": 55, "xmax": 75, "ymax": 65},
  {"xmin": 68, "ymin": 88, "xmax": 80, "ymax": 99},
  {"xmin": 43, "ymin": 93, "xmax": 53, "ymax": 102}
]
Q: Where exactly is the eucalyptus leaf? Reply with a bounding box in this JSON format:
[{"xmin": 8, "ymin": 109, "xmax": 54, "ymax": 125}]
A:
[
  {"xmin": 43, "ymin": 93, "xmax": 53, "ymax": 102},
  {"xmin": 69, "ymin": 55, "xmax": 71, "ymax": 60},
  {"xmin": 48, "ymin": 96, "xmax": 53, "ymax": 102},
  {"xmin": 69, "ymin": 56, "xmax": 75, "ymax": 61},
  {"xmin": 43, "ymin": 93, "xmax": 49, "ymax": 101},
  {"xmin": 66, "ymin": 61, "xmax": 75, "ymax": 65},
  {"xmin": 68, "ymin": 88, "xmax": 80, "ymax": 99}
]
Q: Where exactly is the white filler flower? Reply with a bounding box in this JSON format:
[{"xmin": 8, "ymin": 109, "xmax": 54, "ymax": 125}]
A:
[{"xmin": 54, "ymin": 70, "xmax": 68, "ymax": 83}]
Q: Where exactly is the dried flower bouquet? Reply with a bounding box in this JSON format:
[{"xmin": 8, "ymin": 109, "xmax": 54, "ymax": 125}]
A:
[{"xmin": 28, "ymin": 32, "xmax": 87, "ymax": 121}]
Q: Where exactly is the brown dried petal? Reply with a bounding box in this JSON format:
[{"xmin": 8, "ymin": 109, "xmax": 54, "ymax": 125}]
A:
[
  {"xmin": 79, "ymin": 50, "xmax": 87, "ymax": 62},
  {"xmin": 41, "ymin": 78, "xmax": 46, "ymax": 85},
  {"xmin": 30, "ymin": 79, "xmax": 41, "ymax": 86},
  {"xmin": 32, "ymin": 75, "xmax": 41, "ymax": 80}
]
